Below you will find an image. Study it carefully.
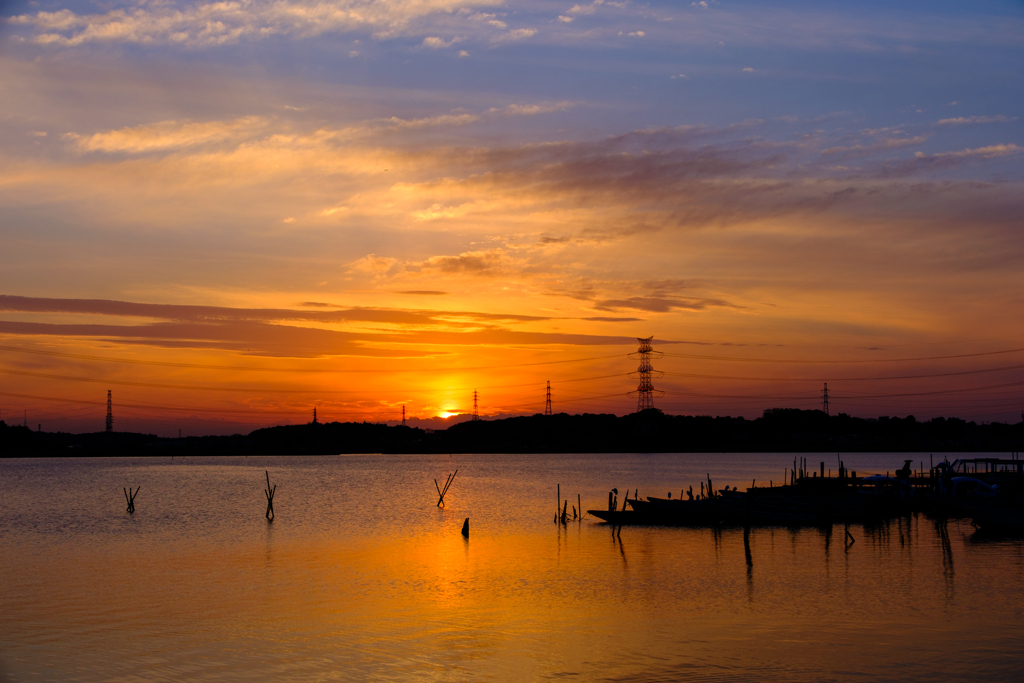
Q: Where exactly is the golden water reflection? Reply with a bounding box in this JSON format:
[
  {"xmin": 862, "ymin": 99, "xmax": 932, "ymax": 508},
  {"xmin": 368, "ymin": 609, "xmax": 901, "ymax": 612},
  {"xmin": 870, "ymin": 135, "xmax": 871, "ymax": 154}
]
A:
[{"xmin": 2, "ymin": 455, "xmax": 1024, "ymax": 681}]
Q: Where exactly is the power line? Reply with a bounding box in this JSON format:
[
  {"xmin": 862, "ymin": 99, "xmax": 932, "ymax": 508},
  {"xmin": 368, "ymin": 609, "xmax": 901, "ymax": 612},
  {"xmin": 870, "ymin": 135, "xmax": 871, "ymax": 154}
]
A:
[
  {"xmin": 831, "ymin": 380, "xmax": 1024, "ymax": 399},
  {"xmin": 0, "ymin": 390, "xmax": 314, "ymax": 415},
  {"xmin": 660, "ymin": 346, "xmax": 1024, "ymax": 364},
  {"xmin": 661, "ymin": 362, "xmax": 1024, "ymax": 382},
  {"xmin": 0, "ymin": 367, "xmax": 633, "ymax": 394},
  {"xmin": 7, "ymin": 341, "xmax": 1024, "ymax": 373}
]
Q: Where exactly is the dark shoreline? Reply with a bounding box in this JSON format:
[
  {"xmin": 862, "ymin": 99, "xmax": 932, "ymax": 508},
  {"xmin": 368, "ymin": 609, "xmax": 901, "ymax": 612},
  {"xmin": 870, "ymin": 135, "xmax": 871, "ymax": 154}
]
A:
[{"xmin": 2, "ymin": 408, "xmax": 1022, "ymax": 456}]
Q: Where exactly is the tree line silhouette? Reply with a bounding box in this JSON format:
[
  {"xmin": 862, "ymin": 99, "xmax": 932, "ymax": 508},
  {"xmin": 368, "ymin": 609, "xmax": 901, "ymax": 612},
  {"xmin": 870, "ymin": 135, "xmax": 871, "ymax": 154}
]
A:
[{"xmin": 2, "ymin": 408, "xmax": 1022, "ymax": 456}]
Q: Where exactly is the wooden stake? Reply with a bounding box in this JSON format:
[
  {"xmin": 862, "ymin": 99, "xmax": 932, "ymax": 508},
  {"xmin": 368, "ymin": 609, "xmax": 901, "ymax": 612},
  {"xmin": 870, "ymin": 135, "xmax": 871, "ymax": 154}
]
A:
[
  {"xmin": 265, "ymin": 471, "xmax": 275, "ymax": 521},
  {"xmin": 437, "ymin": 469, "xmax": 458, "ymax": 507},
  {"xmin": 123, "ymin": 486, "xmax": 139, "ymax": 514}
]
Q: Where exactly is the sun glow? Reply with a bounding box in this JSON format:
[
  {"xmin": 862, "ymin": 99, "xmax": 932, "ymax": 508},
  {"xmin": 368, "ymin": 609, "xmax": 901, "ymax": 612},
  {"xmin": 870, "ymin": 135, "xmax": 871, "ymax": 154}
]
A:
[{"xmin": 438, "ymin": 412, "xmax": 458, "ymax": 419}]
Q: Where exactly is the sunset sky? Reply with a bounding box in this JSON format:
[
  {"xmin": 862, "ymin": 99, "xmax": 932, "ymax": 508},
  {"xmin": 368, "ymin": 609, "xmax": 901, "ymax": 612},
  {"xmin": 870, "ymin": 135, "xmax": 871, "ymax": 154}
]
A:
[{"xmin": 1, "ymin": 0, "xmax": 1022, "ymax": 435}]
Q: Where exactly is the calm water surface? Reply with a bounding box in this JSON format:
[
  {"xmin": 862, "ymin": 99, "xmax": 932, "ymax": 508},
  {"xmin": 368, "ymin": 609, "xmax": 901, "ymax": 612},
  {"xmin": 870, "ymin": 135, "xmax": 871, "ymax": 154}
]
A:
[{"xmin": 2, "ymin": 453, "xmax": 1023, "ymax": 682}]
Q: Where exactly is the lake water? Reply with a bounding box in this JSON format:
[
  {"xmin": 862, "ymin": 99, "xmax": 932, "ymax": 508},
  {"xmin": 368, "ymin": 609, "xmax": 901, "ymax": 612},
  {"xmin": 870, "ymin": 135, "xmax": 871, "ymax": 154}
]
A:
[{"xmin": 2, "ymin": 453, "xmax": 1023, "ymax": 682}]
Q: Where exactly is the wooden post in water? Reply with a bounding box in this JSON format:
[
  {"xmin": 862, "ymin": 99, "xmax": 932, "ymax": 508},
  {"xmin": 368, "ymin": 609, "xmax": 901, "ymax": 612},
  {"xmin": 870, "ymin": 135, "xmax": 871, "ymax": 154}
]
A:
[
  {"xmin": 461, "ymin": 518, "xmax": 469, "ymax": 537},
  {"xmin": 123, "ymin": 486, "xmax": 139, "ymax": 514},
  {"xmin": 264, "ymin": 471, "xmax": 276, "ymax": 521},
  {"xmin": 578, "ymin": 494, "xmax": 582, "ymax": 521},
  {"xmin": 436, "ymin": 470, "xmax": 457, "ymax": 507}
]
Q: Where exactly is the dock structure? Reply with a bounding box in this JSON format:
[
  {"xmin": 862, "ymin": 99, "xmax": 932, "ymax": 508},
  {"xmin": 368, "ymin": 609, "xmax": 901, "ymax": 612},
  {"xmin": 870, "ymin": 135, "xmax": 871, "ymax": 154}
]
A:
[{"xmin": 587, "ymin": 453, "xmax": 1024, "ymax": 529}]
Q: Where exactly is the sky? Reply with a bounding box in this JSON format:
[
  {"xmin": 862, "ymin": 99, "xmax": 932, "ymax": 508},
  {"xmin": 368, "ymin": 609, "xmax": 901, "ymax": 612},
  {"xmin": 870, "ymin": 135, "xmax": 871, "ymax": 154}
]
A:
[{"xmin": 1, "ymin": 0, "xmax": 1022, "ymax": 436}]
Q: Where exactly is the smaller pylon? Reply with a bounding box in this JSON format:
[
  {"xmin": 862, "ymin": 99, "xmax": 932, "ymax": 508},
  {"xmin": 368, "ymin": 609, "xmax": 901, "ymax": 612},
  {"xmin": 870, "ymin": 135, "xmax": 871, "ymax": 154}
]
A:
[
  {"xmin": 822, "ymin": 383, "xmax": 830, "ymax": 416},
  {"xmin": 106, "ymin": 391, "xmax": 113, "ymax": 432},
  {"xmin": 402, "ymin": 405, "xmax": 406, "ymax": 426},
  {"xmin": 473, "ymin": 390, "xmax": 479, "ymax": 421},
  {"xmin": 545, "ymin": 381, "xmax": 552, "ymax": 416}
]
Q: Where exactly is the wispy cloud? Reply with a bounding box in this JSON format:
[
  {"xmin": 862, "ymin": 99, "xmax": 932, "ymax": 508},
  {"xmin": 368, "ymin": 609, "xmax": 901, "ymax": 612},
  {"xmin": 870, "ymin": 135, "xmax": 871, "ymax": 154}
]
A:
[
  {"xmin": 925, "ymin": 143, "xmax": 1021, "ymax": 159},
  {"xmin": 821, "ymin": 136, "xmax": 927, "ymax": 159},
  {"xmin": 488, "ymin": 102, "xmax": 574, "ymax": 116},
  {"xmin": 567, "ymin": 3, "xmax": 599, "ymax": 16},
  {"xmin": 66, "ymin": 116, "xmax": 270, "ymax": 153},
  {"xmin": 0, "ymin": 295, "xmax": 644, "ymax": 357},
  {"xmin": 492, "ymin": 27, "xmax": 537, "ymax": 42},
  {"xmin": 347, "ymin": 255, "xmax": 398, "ymax": 277},
  {"xmin": 422, "ymin": 36, "xmax": 461, "ymax": 49},
  {"xmin": 418, "ymin": 249, "xmax": 526, "ymax": 276},
  {"xmin": 594, "ymin": 297, "xmax": 740, "ymax": 313},
  {"xmin": 937, "ymin": 115, "xmax": 1016, "ymax": 125},
  {"xmin": 9, "ymin": 0, "xmax": 506, "ymax": 47}
]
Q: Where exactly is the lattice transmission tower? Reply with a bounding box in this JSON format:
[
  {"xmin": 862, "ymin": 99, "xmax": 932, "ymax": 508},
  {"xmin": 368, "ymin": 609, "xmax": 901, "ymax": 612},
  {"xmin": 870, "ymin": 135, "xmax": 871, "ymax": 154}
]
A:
[
  {"xmin": 822, "ymin": 383, "xmax": 830, "ymax": 416},
  {"xmin": 402, "ymin": 405, "xmax": 406, "ymax": 426},
  {"xmin": 105, "ymin": 390, "xmax": 113, "ymax": 433},
  {"xmin": 473, "ymin": 390, "xmax": 480, "ymax": 420},
  {"xmin": 545, "ymin": 381, "xmax": 552, "ymax": 415},
  {"xmin": 635, "ymin": 337, "xmax": 657, "ymax": 411}
]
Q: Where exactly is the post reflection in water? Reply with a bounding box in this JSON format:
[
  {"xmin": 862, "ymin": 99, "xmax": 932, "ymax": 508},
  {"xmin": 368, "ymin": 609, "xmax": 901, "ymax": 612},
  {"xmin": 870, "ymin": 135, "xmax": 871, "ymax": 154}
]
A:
[
  {"xmin": 936, "ymin": 516, "xmax": 956, "ymax": 601},
  {"xmin": 743, "ymin": 525, "xmax": 753, "ymax": 602},
  {"xmin": 0, "ymin": 453, "xmax": 1022, "ymax": 682}
]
